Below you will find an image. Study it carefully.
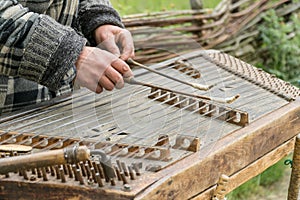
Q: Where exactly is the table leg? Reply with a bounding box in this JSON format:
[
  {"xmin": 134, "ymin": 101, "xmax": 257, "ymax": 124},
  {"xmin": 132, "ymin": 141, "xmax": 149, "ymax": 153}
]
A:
[{"xmin": 288, "ymin": 134, "xmax": 300, "ymax": 200}]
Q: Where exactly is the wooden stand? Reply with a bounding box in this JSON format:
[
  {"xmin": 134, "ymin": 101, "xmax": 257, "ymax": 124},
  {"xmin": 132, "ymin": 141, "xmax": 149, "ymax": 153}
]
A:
[{"xmin": 288, "ymin": 135, "xmax": 300, "ymax": 200}]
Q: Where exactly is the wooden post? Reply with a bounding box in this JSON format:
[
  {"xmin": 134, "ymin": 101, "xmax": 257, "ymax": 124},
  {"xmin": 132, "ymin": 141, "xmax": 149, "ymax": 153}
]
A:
[
  {"xmin": 288, "ymin": 134, "xmax": 300, "ymax": 200},
  {"xmin": 189, "ymin": 0, "xmax": 203, "ymax": 39},
  {"xmin": 190, "ymin": 0, "xmax": 203, "ymax": 10}
]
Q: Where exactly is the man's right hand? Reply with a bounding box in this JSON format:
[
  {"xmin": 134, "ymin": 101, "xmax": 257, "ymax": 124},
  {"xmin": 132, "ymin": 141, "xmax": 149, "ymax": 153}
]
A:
[{"xmin": 75, "ymin": 47, "xmax": 133, "ymax": 93}]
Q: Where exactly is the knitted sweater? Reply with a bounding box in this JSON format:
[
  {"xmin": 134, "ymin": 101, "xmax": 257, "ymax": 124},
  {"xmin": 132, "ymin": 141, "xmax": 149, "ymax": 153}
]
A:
[{"xmin": 0, "ymin": 0, "xmax": 124, "ymax": 114}]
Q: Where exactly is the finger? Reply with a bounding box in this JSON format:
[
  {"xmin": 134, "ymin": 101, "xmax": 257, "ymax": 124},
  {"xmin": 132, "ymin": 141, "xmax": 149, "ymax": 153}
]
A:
[
  {"xmin": 95, "ymin": 85, "xmax": 103, "ymax": 94},
  {"xmin": 111, "ymin": 59, "xmax": 134, "ymax": 78},
  {"xmin": 118, "ymin": 31, "xmax": 135, "ymax": 60},
  {"xmin": 99, "ymin": 36, "xmax": 121, "ymax": 57},
  {"xmin": 84, "ymin": 81, "xmax": 103, "ymax": 94},
  {"xmin": 98, "ymin": 75, "xmax": 115, "ymax": 91},
  {"xmin": 74, "ymin": 71, "xmax": 103, "ymax": 94},
  {"xmin": 104, "ymin": 66, "xmax": 124, "ymax": 89}
]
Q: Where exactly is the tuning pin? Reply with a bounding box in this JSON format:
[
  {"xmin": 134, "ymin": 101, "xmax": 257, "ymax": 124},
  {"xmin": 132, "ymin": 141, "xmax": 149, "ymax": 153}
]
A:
[{"xmin": 41, "ymin": 168, "xmax": 48, "ymax": 181}]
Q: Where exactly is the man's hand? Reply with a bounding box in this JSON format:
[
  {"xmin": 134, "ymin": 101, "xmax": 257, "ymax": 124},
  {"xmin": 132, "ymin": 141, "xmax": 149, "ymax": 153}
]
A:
[
  {"xmin": 75, "ymin": 47, "xmax": 133, "ymax": 94},
  {"xmin": 94, "ymin": 25, "xmax": 135, "ymax": 61}
]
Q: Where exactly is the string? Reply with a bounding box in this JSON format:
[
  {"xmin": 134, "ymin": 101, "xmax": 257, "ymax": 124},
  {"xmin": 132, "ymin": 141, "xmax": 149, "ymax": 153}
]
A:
[{"xmin": 0, "ymin": 55, "xmax": 288, "ymax": 162}]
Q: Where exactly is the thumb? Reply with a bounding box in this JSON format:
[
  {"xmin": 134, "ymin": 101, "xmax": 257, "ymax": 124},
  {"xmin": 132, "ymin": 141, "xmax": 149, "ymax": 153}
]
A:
[{"xmin": 97, "ymin": 36, "xmax": 121, "ymax": 57}]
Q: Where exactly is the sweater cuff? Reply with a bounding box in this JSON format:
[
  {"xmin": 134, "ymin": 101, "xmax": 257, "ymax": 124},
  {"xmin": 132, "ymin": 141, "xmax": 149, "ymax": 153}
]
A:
[
  {"xmin": 19, "ymin": 15, "xmax": 86, "ymax": 90},
  {"xmin": 78, "ymin": 5, "xmax": 124, "ymax": 46}
]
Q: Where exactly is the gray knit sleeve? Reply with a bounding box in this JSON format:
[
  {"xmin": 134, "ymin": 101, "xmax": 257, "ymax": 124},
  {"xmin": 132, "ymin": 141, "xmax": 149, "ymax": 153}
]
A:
[
  {"xmin": 76, "ymin": 0, "xmax": 124, "ymax": 46},
  {"xmin": 0, "ymin": 1, "xmax": 86, "ymax": 90}
]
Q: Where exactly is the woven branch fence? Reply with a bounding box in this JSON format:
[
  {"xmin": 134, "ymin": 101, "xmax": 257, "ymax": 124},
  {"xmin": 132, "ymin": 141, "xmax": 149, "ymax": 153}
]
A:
[{"xmin": 122, "ymin": 0, "xmax": 300, "ymax": 64}]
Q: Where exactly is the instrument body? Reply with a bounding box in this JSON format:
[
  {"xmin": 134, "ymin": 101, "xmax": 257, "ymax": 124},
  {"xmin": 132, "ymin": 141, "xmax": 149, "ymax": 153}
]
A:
[{"xmin": 0, "ymin": 51, "xmax": 299, "ymax": 199}]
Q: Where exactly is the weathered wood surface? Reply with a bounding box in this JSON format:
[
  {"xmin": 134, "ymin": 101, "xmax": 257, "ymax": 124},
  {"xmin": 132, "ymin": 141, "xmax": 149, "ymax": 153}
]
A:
[
  {"xmin": 192, "ymin": 137, "xmax": 295, "ymax": 199},
  {"xmin": 0, "ymin": 181, "xmax": 134, "ymax": 200},
  {"xmin": 0, "ymin": 51, "xmax": 299, "ymax": 199},
  {"xmin": 0, "ymin": 100, "xmax": 298, "ymax": 200},
  {"xmin": 288, "ymin": 135, "xmax": 300, "ymax": 200},
  {"xmin": 135, "ymin": 98, "xmax": 300, "ymax": 199}
]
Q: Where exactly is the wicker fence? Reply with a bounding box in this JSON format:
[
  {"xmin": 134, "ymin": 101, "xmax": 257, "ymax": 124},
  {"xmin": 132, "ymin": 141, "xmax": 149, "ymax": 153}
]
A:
[{"xmin": 123, "ymin": 0, "xmax": 300, "ymax": 64}]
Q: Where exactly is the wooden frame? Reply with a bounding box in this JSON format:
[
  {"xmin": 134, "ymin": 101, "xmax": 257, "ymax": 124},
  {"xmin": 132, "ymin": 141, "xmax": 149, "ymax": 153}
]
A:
[
  {"xmin": 134, "ymin": 98, "xmax": 300, "ymax": 199},
  {"xmin": 1, "ymin": 98, "xmax": 299, "ymax": 199}
]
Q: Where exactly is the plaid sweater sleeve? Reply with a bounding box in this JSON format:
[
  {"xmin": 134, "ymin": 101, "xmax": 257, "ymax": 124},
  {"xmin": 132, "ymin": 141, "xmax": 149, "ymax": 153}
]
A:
[
  {"xmin": 0, "ymin": 0, "xmax": 86, "ymax": 91},
  {"xmin": 76, "ymin": 0, "xmax": 124, "ymax": 46}
]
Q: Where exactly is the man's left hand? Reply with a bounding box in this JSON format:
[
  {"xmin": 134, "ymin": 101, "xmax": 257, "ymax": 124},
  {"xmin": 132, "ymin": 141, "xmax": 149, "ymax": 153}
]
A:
[{"xmin": 94, "ymin": 25, "xmax": 135, "ymax": 61}]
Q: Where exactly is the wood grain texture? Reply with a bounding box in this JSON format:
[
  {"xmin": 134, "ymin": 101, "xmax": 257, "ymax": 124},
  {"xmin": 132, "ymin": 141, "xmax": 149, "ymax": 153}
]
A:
[
  {"xmin": 135, "ymin": 99, "xmax": 300, "ymax": 199},
  {"xmin": 0, "ymin": 180, "xmax": 134, "ymax": 200},
  {"xmin": 192, "ymin": 137, "xmax": 295, "ymax": 200},
  {"xmin": 288, "ymin": 135, "xmax": 300, "ymax": 200}
]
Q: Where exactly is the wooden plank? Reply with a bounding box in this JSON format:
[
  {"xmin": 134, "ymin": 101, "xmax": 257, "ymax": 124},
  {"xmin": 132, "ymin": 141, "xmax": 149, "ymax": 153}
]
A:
[
  {"xmin": 288, "ymin": 135, "xmax": 300, "ymax": 200},
  {"xmin": 0, "ymin": 180, "xmax": 134, "ymax": 200},
  {"xmin": 191, "ymin": 137, "xmax": 295, "ymax": 200},
  {"xmin": 135, "ymin": 99, "xmax": 300, "ymax": 199}
]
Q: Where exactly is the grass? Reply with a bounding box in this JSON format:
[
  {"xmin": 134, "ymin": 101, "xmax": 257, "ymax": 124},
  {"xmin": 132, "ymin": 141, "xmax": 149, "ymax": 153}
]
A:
[{"xmin": 111, "ymin": 0, "xmax": 221, "ymax": 16}]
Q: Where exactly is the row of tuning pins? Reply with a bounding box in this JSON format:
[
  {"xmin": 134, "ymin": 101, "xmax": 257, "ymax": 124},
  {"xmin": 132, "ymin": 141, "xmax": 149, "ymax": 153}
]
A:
[
  {"xmin": 5, "ymin": 160, "xmax": 107, "ymax": 187},
  {"xmin": 2, "ymin": 157, "xmax": 142, "ymax": 190}
]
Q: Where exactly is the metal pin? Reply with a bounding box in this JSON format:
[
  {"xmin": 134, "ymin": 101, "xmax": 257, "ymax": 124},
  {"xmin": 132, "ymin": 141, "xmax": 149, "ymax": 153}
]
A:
[
  {"xmin": 92, "ymin": 162, "xmax": 98, "ymax": 173},
  {"xmin": 90, "ymin": 167, "xmax": 97, "ymax": 183},
  {"xmin": 111, "ymin": 178, "xmax": 116, "ymax": 186},
  {"xmin": 96, "ymin": 163, "xmax": 105, "ymax": 179},
  {"xmin": 50, "ymin": 166, "xmax": 55, "ymax": 176},
  {"xmin": 80, "ymin": 162, "xmax": 86, "ymax": 177},
  {"xmin": 95, "ymin": 173, "xmax": 104, "ymax": 187},
  {"xmin": 127, "ymin": 58, "xmax": 213, "ymax": 91},
  {"xmin": 67, "ymin": 164, "xmax": 73, "ymax": 178},
  {"xmin": 120, "ymin": 172, "xmax": 128, "ymax": 185},
  {"xmin": 63, "ymin": 165, "xmax": 68, "ymax": 175},
  {"xmin": 128, "ymin": 166, "xmax": 135, "ymax": 180},
  {"xmin": 19, "ymin": 169, "xmax": 23, "ymax": 177},
  {"xmin": 45, "ymin": 166, "xmax": 50, "ymax": 173},
  {"xmin": 76, "ymin": 169, "xmax": 84, "ymax": 185},
  {"xmin": 133, "ymin": 163, "xmax": 141, "ymax": 176},
  {"xmin": 121, "ymin": 162, "xmax": 129, "ymax": 176},
  {"xmin": 37, "ymin": 168, "xmax": 42, "ymax": 178},
  {"xmin": 87, "ymin": 160, "xmax": 93, "ymax": 168},
  {"xmin": 55, "ymin": 166, "xmax": 60, "ymax": 179},
  {"xmin": 41, "ymin": 168, "xmax": 48, "ymax": 181},
  {"xmin": 72, "ymin": 165, "xmax": 78, "ymax": 181},
  {"xmin": 116, "ymin": 160, "xmax": 122, "ymax": 172},
  {"xmin": 114, "ymin": 165, "xmax": 122, "ymax": 181},
  {"xmin": 60, "ymin": 167, "xmax": 66, "ymax": 183},
  {"xmin": 22, "ymin": 170, "xmax": 29, "ymax": 180},
  {"xmin": 85, "ymin": 163, "xmax": 91, "ymax": 178}
]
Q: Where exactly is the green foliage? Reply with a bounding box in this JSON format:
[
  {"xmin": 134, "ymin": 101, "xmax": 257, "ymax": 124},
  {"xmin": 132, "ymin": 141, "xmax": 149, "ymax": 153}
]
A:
[
  {"xmin": 110, "ymin": 0, "xmax": 221, "ymax": 16},
  {"xmin": 227, "ymin": 158, "xmax": 289, "ymax": 199},
  {"xmin": 111, "ymin": 0, "xmax": 190, "ymax": 15},
  {"xmin": 227, "ymin": 176, "xmax": 262, "ymax": 200},
  {"xmin": 260, "ymin": 158, "xmax": 286, "ymax": 186},
  {"xmin": 257, "ymin": 10, "xmax": 300, "ymax": 86},
  {"xmin": 203, "ymin": 0, "xmax": 221, "ymax": 8}
]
